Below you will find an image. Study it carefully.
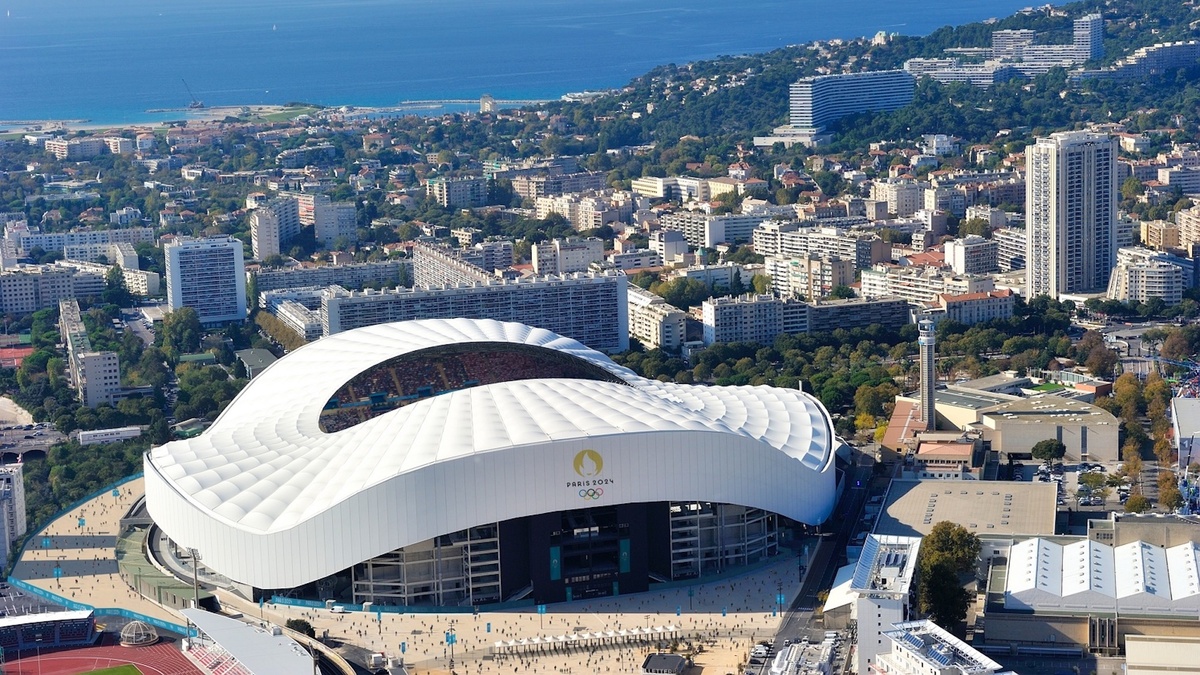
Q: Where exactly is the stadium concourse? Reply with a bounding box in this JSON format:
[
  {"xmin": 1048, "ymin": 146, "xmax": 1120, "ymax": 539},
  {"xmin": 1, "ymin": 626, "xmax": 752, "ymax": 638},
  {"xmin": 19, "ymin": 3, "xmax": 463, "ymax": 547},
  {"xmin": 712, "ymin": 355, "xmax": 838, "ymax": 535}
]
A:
[{"xmin": 11, "ymin": 477, "xmax": 185, "ymax": 625}]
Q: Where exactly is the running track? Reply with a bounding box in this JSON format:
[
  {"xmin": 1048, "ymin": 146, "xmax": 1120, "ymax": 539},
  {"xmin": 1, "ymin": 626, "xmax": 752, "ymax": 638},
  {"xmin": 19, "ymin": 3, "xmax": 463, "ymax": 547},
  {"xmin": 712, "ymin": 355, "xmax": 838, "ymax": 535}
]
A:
[{"xmin": 4, "ymin": 640, "xmax": 202, "ymax": 675}]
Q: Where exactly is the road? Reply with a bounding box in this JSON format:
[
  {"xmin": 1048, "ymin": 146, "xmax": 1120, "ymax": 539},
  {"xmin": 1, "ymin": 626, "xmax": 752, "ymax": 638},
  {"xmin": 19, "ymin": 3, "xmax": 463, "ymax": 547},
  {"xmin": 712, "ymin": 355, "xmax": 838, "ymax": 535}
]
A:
[
  {"xmin": 772, "ymin": 461, "xmax": 874, "ymax": 647},
  {"xmin": 0, "ymin": 423, "xmax": 64, "ymax": 459}
]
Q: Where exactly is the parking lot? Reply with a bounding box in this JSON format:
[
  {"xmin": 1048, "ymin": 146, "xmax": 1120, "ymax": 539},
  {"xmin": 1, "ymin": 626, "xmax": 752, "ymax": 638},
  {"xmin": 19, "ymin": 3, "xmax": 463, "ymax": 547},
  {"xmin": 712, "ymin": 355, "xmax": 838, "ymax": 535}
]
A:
[
  {"xmin": 0, "ymin": 581, "xmax": 64, "ymax": 618},
  {"xmin": 1011, "ymin": 459, "xmax": 1132, "ymax": 515}
]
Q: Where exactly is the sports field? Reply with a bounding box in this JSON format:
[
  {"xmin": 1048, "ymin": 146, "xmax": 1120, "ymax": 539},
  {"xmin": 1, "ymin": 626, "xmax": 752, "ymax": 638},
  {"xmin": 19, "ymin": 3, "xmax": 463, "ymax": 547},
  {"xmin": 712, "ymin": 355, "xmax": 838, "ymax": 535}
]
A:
[
  {"xmin": 87, "ymin": 667, "xmax": 143, "ymax": 675},
  {"xmin": 2, "ymin": 640, "xmax": 200, "ymax": 675}
]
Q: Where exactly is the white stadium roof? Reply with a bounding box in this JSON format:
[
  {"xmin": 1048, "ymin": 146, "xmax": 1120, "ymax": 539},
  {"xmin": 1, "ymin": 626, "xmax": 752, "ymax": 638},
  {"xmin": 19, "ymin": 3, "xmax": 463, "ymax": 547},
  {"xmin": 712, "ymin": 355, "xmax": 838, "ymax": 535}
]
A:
[{"xmin": 146, "ymin": 318, "xmax": 838, "ymax": 589}]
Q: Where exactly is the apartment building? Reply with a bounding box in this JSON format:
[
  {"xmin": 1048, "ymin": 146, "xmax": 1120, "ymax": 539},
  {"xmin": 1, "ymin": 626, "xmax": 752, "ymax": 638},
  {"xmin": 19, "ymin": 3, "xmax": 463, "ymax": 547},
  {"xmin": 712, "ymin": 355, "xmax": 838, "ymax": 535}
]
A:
[
  {"xmin": 760, "ymin": 226, "xmax": 890, "ymax": 271},
  {"xmin": 0, "ymin": 465, "xmax": 26, "ymax": 562},
  {"xmin": 649, "ymin": 230, "xmax": 689, "ymax": 264},
  {"xmin": 320, "ymin": 272, "xmax": 629, "ymax": 352},
  {"xmin": 658, "ymin": 212, "xmax": 765, "ymax": 248},
  {"xmin": 109, "ymin": 207, "xmax": 143, "ymax": 226},
  {"xmin": 993, "ymin": 227, "xmax": 1027, "ymax": 272},
  {"xmin": 1175, "ymin": 205, "xmax": 1200, "ymax": 250},
  {"xmin": 871, "ymin": 181, "xmax": 924, "ymax": 217},
  {"xmin": 458, "ymin": 240, "xmax": 515, "ymax": 273},
  {"xmin": 249, "ymin": 196, "xmax": 302, "ymax": 260},
  {"xmin": 860, "ymin": 264, "xmax": 995, "ymax": 302},
  {"xmin": 943, "ymin": 235, "xmax": 999, "ymax": 275},
  {"xmin": 511, "ymin": 171, "xmax": 608, "ymax": 199},
  {"xmin": 532, "ymin": 237, "xmax": 605, "ymax": 275},
  {"xmin": 251, "ymin": 260, "xmax": 407, "ymax": 294},
  {"xmin": 63, "ymin": 242, "xmax": 139, "ymax": 269},
  {"xmin": 534, "ymin": 191, "xmax": 637, "ymax": 230},
  {"xmin": 627, "ymin": 286, "xmax": 687, "ymax": 350},
  {"xmin": 788, "ymin": 70, "xmax": 916, "ymax": 133},
  {"xmin": 426, "ymin": 176, "xmax": 489, "ymax": 208},
  {"xmin": 1108, "ymin": 253, "xmax": 1184, "ymax": 305},
  {"xmin": 765, "ymin": 254, "xmax": 854, "ymax": 300},
  {"xmin": 0, "ymin": 265, "xmax": 85, "ymax": 314},
  {"xmin": 165, "ymin": 236, "xmax": 247, "ymax": 326},
  {"xmin": 936, "ymin": 289, "xmax": 1016, "ymax": 325},
  {"xmin": 56, "ymin": 260, "xmax": 160, "ymax": 296},
  {"xmin": 1025, "ymin": 131, "xmax": 1117, "ymax": 298},
  {"xmin": 44, "ymin": 137, "xmax": 106, "ymax": 160},
  {"xmin": 313, "ymin": 201, "xmax": 358, "ymax": 247},
  {"xmin": 4, "ymin": 223, "xmax": 155, "ymax": 254},
  {"xmin": 606, "ymin": 249, "xmax": 661, "ymax": 271},
  {"xmin": 701, "ymin": 294, "xmax": 909, "ymax": 345},
  {"xmin": 59, "ymin": 299, "xmax": 122, "ymax": 408}
]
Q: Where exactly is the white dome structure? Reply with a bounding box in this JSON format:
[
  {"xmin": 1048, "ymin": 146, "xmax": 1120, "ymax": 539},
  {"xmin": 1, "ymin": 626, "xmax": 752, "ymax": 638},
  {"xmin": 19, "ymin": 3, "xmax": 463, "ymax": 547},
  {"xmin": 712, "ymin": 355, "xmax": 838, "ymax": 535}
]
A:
[
  {"xmin": 145, "ymin": 318, "xmax": 838, "ymax": 602},
  {"xmin": 119, "ymin": 620, "xmax": 159, "ymax": 646}
]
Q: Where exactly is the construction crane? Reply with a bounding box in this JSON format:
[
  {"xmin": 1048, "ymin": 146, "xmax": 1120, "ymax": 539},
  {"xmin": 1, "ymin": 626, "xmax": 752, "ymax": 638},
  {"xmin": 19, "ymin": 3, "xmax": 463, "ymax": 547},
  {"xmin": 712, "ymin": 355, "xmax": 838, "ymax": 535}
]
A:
[{"xmin": 182, "ymin": 79, "xmax": 205, "ymax": 109}]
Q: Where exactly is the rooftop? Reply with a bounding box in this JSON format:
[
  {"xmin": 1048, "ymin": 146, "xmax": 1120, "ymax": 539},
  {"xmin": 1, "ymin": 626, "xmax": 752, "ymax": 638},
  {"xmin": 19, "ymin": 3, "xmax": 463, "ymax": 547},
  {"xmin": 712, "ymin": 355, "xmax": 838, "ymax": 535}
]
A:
[
  {"xmin": 181, "ymin": 609, "xmax": 314, "ymax": 675},
  {"xmin": 873, "ymin": 479, "xmax": 1057, "ymax": 538},
  {"xmin": 980, "ymin": 394, "xmax": 1117, "ymax": 427},
  {"xmin": 932, "ymin": 386, "xmax": 1016, "ymax": 411},
  {"xmin": 883, "ymin": 620, "xmax": 1004, "ymax": 675},
  {"xmin": 850, "ymin": 534, "xmax": 921, "ymax": 596}
]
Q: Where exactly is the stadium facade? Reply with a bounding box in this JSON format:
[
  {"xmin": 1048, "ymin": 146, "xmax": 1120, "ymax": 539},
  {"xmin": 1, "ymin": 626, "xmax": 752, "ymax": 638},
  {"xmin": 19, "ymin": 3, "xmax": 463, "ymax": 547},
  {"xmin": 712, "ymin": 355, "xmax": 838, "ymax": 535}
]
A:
[{"xmin": 145, "ymin": 318, "xmax": 839, "ymax": 607}]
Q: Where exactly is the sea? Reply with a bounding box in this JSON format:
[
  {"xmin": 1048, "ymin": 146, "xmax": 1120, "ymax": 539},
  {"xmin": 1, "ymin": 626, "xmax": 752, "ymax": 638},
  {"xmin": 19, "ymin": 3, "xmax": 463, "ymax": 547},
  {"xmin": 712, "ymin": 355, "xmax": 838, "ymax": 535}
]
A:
[{"xmin": 0, "ymin": 0, "xmax": 1044, "ymax": 127}]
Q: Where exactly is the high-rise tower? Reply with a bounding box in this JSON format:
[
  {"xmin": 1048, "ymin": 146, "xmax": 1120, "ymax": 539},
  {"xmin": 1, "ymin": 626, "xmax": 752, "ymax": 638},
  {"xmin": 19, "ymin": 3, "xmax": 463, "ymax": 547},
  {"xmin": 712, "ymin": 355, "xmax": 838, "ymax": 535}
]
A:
[
  {"xmin": 918, "ymin": 319, "xmax": 936, "ymax": 431},
  {"xmin": 1025, "ymin": 131, "xmax": 1117, "ymax": 299}
]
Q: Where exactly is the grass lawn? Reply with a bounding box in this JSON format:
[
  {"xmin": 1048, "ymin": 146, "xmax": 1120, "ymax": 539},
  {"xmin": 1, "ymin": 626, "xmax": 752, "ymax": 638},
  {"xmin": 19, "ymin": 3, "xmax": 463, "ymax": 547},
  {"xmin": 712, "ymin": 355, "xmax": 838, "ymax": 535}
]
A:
[{"xmin": 85, "ymin": 666, "xmax": 143, "ymax": 675}]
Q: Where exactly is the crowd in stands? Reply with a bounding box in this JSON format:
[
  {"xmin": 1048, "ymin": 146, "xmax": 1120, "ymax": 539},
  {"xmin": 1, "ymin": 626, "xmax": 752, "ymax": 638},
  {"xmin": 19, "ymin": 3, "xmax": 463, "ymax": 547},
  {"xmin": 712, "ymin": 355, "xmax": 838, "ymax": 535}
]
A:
[{"xmin": 319, "ymin": 345, "xmax": 624, "ymax": 433}]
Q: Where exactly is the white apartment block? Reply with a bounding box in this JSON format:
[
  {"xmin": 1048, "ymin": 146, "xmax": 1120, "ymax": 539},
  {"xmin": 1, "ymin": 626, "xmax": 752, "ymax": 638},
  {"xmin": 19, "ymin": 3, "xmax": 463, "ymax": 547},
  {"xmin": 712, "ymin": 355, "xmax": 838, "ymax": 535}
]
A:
[
  {"xmin": 511, "ymin": 172, "xmax": 608, "ymax": 200},
  {"xmin": 281, "ymin": 192, "xmax": 329, "ymax": 226},
  {"xmin": 165, "ymin": 236, "xmax": 247, "ymax": 326},
  {"xmin": 871, "ymin": 181, "xmax": 924, "ymax": 217},
  {"xmin": 627, "ymin": 286, "xmax": 686, "ymax": 350},
  {"xmin": 109, "ymin": 207, "xmax": 143, "ymax": 226},
  {"xmin": 532, "ymin": 237, "xmax": 605, "ymax": 275},
  {"xmin": 752, "ymin": 221, "xmax": 801, "ymax": 257},
  {"xmin": 650, "ymin": 230, "xmax": 690, "ymax": 264},
  {"xmin": 787, "ymin": 70, "xmax": 915, "ymax": 132},
  {"xmin": 630, "ymin": 176, "xmax": 676, "ymax": 199},
  {"xmin": 1026, "ymin": 131, "xmax": 1117, "ymax": 298},
  {"xmin": 56, "ymin": 260, "xmax": 160, "ymax": 296},
  {"xmin": 606, "ymin": 249, "xmax": 661, "ymax": 271},
  {"xmin": 252, "ymin": 260, "xmax": 408, "ymax": 293},
  {"xmin": 534, "ymin": 191, "xmax": 636, "ymax": 230},
  {"xmin": 103, "ymin": 136, "xmax": 134, "ymax": 154},
  {"xmin": 0, "ymin": 464, "xmax": 25, "ymax": 555},
  {"xmin": 44, "ymin": 137, "xmax": 106, "ymax": 160},
  {"xmin": 4, "ymin": 223, "xmax": 155, "ymax": 255},
  {"xmin": 1175, "ymin": 205, "xmax": 1200, "ymax": 250},
  {"xmin": 670, "ymin": 263, "xmax": 753, "ymax": 291},
  {"xmin": 764, "ymin": 226, "xmax": 891, "ymax": 271},
  {"xmin": 860, "ymin": 264, "xmax": 995, "ymax": 302},
  {"xmin": 1108, "ymin": 257, "xmax": 1183, "ymax": 305},
  {"xmin": 459, "ymin": 240, "xmax": 515, "ymax": 273},
  {"xmin": 412, "ymin": 242, "xmax": 493, "ymax": 287},
  {"xmin": 249, "ymin": 196, "xmax": 301, "ymax": 260},
  {"xmin": 0, "ymin": 265, "xmax": 82, "ymax": 314},
  {"xmin": 965, "ymin": 205, "xmax": 1009, "ymax": 229},
  {"xmin": 943, "ymin": 235, "xmax": 999, "ymax": 275},
  {"xmin": 426, "ymin": 176, "xmax": 488, "ymax": 208},
  {"xmin": 923, "ymin": 187, "xmax": 966, "ymax": 218},
  {"xmin": 992, "ymin": 227, "xmax": 1027, "ymax": 272},
  {"xmin": 313, "ymin": 201, "xmax": 358, "ymax": 247},
  {"xmin": 659, "ymin": 212, "xmax": 765, "ymax": 248},
  {"xmin": 702, "ymin": 294, "xmax": 796, "ymax": 346},
  {"xmin": 1157, "ymin": 166, "xmax": 1200, "ymax": 193},
  {"xmin": 60, "ymin": 300, "xmax": 122, "ymax": 408},
  {"xmin": 320, "ymin": 272, "xmax": 629, "ymax": 353},
  {"xmin": 765, "ymin": 254, "xmax": 854, "ymax": 300},
  {"xmin": 63, "ymin": 242, "xmax": 139, "ymax": 269}
]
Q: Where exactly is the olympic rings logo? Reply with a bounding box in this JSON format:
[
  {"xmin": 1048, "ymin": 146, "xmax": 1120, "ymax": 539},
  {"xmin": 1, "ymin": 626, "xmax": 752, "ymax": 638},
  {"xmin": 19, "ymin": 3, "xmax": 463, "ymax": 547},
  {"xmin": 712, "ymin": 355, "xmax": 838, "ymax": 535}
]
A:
[{"xmin": 579, "ymin": 488, "xmax": 604, "ymax": 500}]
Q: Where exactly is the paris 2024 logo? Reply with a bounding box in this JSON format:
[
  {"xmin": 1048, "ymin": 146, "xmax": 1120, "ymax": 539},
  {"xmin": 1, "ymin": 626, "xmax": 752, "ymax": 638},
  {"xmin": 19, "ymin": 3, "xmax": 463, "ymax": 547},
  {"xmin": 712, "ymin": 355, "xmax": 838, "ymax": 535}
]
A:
[{"xmin": 569, "ymin": 449, "xmax": 612, "ymax": 499}]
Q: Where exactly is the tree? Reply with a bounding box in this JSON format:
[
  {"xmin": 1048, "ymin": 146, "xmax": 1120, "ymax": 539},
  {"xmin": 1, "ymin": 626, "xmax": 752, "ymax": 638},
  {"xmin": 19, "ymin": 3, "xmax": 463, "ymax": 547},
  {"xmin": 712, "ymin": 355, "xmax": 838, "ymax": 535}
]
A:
[
  {"xmin": 751, "ymin": 274, "xmax": 772, "ymax": 294},
  {"xmin": 285, "ymin": 618, "xmax": 316, "ymax": 638},
  {"xmin": 101, "ymin": 266, "xmax": 133, "ymax": 307},
  {"xmin": 923, "ymin": 521, "xmax": 982, "ymax": 573},
  {"xmin": 160, "ymin": 307, "xmax": 202, "ymax": 358},
  {"xmin": 1031, "ymin": 438, "xmax": 1066, "ymax": 462},
  {"xmin": 1124, "ymin": 494, "xmax": 1151, "ymax": 513},
  {"xmin": 828, "ymin": 285, "xmax": 856, "ymax": 300},
  {"xmin": 958, "ymin": 218, "xmax": 991, "ymax": 238},
  {"xmin": 919, "ymin": 555, "xmax": 972, "ymax": 628}
]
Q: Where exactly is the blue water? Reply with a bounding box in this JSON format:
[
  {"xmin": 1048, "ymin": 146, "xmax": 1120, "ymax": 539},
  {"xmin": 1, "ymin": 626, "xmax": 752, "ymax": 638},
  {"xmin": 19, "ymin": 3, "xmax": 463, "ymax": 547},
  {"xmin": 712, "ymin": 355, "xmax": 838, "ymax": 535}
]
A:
[{"xmin": 0, "ymin": 0, "xmax": 1041, "ymax": 125}]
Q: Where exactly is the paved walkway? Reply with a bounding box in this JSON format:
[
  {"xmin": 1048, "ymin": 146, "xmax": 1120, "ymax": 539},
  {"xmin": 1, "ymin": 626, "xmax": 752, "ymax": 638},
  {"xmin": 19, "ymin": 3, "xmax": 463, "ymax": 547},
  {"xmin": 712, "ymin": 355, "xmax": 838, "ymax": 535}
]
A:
[
  {"xmin": 220, "ymin": 554, "xmax": 802, "ymax": 675},
  {"xmin": 11, "ymin": 477, "xmax": 187, "ymax": 625}
]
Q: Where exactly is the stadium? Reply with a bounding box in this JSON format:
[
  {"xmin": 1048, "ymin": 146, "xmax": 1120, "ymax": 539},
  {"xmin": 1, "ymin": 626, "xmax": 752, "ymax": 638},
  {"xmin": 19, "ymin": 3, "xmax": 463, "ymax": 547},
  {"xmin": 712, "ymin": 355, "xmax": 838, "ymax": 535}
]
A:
[{"xmin": 145, "ymin": 318, "xmax": 839, "ymax": 607}]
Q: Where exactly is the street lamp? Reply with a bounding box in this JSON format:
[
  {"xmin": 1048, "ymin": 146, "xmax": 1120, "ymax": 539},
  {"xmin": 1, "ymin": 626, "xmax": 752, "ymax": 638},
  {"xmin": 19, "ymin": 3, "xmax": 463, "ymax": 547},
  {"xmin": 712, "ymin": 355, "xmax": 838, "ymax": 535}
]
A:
[
  {"xmin": 188, "ymin": 547, "xmax": 201, "ymax": 608},
  {"xmin": 446, "ymin": 619, "xmax": 458, "ymax": 673}
]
